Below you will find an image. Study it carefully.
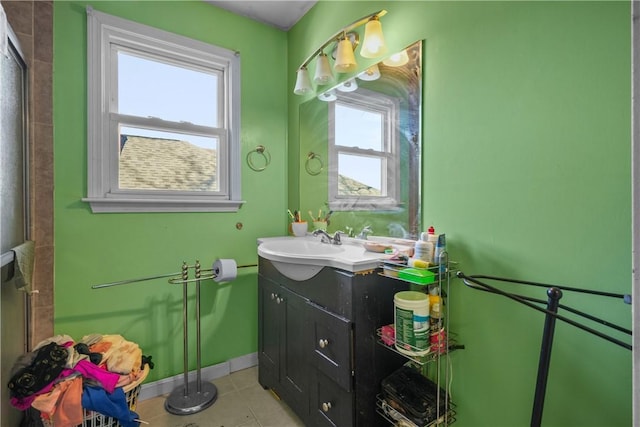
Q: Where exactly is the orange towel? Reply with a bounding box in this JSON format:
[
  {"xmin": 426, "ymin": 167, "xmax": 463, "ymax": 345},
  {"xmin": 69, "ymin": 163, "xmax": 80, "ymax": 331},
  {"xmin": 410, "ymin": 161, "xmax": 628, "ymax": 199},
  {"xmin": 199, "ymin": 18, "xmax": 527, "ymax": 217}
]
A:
[
  {"xmin": 53, "ymin": 376, "xmax": 83, "ymax": 427},
  {"xmin": 32, "ymin": 376, "xmax": 83, "ymax": 427},
  {"xmin": 89, "ymin": 341, "xmax": 112, "ymax": 354}
]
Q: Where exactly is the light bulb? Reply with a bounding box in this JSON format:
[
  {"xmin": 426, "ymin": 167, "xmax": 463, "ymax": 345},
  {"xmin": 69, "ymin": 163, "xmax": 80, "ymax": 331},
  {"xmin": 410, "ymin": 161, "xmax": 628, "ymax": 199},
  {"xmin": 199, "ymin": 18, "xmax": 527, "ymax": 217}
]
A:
[
  {"xmin": 382, "ymin": 50, "xmax": 409, "ymax": 67},
  {"xmin": 334, "ymin": 37, "xmax": 357, "ymax": 73},
  {"xmin": 360, "ymin": 17, "xmax": 387, "ymax": 58},
  {"xmin": 336, "ymin": 78, "xmax": 358, "ymax": 92},
  {"xmin": 357, "ymin": 64, "xmax": 381, "ymax": 81},
  {"xmin": 294, "ymin": 67, "xmax": 312, "ymax": 95},
  {"xmin": 318, "ymin": 90, "xmax": 337, "ymax": 102},
  {"xmin": 314, "ymin": 53, "xmax": 334, "ymax": 85}
]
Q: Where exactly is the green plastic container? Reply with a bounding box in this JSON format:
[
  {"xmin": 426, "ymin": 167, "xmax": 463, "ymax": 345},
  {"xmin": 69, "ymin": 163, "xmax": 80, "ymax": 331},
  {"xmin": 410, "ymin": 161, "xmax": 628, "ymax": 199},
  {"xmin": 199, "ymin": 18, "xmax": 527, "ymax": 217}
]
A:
[{"xmin": 398, "ymin": 268, "xmax": 436, "ymax": 285}]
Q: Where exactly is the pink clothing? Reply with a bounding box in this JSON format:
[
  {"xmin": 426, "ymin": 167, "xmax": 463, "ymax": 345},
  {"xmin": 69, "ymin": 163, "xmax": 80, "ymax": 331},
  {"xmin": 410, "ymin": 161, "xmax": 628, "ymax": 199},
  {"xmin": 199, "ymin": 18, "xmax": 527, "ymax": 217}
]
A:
[
  {"xmin": 10, "ymin": 370, "xmax": 75, "ymax": 410},
  {"xmin": 73, "ymin": 360, "xmax": 119, "ymax": 393},
  {"xmin": 10, "ymin": 359, "xmax": 120, "ymax": 410}
]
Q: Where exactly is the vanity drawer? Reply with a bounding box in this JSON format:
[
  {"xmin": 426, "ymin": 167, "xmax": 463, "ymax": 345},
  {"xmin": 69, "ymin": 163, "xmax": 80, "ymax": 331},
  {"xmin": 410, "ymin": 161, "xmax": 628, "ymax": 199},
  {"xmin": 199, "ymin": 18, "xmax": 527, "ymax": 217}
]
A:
[
  {"xmin": 309, "ymin": 301, "xmax": 353, "ymax": 392},
  {"xmin": 312, "ymin": 371, "xmax": 354, "ymax": 427}
]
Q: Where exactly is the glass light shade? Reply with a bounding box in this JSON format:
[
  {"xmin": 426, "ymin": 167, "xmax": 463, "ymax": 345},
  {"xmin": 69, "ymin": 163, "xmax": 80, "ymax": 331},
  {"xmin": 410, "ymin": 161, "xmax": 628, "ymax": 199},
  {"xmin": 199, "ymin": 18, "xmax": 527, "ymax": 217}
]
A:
[
  {"xmin": 357, "ymin": 64, "xmax": 381, "ymax": 81},
  {"xmin": 334, "ymin": 37, "xmax": 357, "ymax": 73},
  {"xmin": 382, "ymin": 50, "xmax": 409, "ymax": 67},
  {"xmin": 313, "ymin": 53, "xmax": 334, "ymax": 85},
  {"xmin": 336, "ymin": 78, "xmax": 358, "ymax": 92},
  {"xmin": 317, "ymin": 90, "xmax": 337, "ymax": 102},
  {"xmin": 360, "ymin": 18, "xmax": 387, "ymax": 58},
  {"xmin": 293, "ymin": 67, "xmax": 313, "ymax": 95}
]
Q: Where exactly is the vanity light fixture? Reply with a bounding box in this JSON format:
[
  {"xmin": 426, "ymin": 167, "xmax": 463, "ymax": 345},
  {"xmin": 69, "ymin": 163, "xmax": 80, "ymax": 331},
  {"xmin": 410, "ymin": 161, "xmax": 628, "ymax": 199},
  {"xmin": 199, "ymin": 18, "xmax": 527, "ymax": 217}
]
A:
[
  {"xmin": 334, "ymin": 33, "xmax": 358, "ymax": 73},
  {"xmin": 382, "ymin": 49, "xmax": 410, "ymax": 67},
  {"xmin": 317, "ymin": 90, "xmax": 337, "ymax": 102},
  {"xmin": 336, "ymin": 78, "xmax": 358, "ymax": 92},
  {"xmin": 360, "ymin": 16, "xmax": 387, "ymax": 58},
  {"xmin": 357, "ymin": 64, "xmax": 381, "ymax": 81},
  {"xmin": 293, "ymin": 9, "xmax": 387, "ymax": 95},
  {"xmin": 294, "ymin": 66, "xmax": 313, "ymax": 95},
  {"xmin": 313, "ymin": 52, "xmax": 334, "ymax": 84}
]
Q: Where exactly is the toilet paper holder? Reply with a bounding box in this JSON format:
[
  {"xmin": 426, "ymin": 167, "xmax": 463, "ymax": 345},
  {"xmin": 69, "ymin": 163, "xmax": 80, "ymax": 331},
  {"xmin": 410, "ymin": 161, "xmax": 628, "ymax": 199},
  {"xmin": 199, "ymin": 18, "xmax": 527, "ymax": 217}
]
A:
[{"xmin": 91, "ymin": 259, "xmax": 255, "ymax": 289}]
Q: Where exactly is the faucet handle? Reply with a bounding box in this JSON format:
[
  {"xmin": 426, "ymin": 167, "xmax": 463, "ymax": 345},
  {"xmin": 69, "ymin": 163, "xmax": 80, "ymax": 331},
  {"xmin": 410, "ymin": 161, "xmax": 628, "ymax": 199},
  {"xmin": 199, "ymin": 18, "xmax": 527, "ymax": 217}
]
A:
[
  {"xmin": 357, "ymin": 225, "xmax": 373, "ymax": 240},
  {"xmin": 312, "ymin": 229, "xmax": 333, "ymax": 244},
  {"xmin": 332, "ymin": 231, "xmax": 346, "ymax": 245}
]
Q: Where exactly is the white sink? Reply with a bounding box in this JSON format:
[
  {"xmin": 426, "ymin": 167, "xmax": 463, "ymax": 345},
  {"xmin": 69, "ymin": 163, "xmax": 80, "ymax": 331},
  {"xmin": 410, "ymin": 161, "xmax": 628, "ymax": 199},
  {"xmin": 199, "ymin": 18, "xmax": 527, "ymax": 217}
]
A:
[{"xmin": 257, "ymin": 235, "xmax": 396, "ymax": 279}]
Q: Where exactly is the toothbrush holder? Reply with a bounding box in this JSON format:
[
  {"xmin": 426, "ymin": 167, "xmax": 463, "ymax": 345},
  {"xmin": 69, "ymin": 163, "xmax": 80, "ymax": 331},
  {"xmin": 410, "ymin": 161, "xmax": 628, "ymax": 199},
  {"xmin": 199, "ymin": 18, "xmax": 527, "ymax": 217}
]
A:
[
  {"xmin": 313, "ymin": 221, "xmax": 328, "ymax": 231},
  {"xmin": 291, "ymin": 221, "xmax": 308, "ymax": 237}
]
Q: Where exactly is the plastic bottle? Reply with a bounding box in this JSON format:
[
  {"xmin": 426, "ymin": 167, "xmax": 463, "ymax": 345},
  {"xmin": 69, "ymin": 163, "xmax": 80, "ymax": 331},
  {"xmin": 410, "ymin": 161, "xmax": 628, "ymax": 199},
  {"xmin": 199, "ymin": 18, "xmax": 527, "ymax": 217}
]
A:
[
  {"xmin": 421, "ymin": 225, "xmax": 437, "ymax": 243},
  {"xmin": 413, "ymin": 240, "xmax": 431, "ymax": 263},
  {"xmin": 433, "ymin": 233, "xmax": 446, "ymax": 273},
  {"xmin": 429, "ymin": 288, "xmax": 443, "ymax": 334},
  {"xmin": 427, "ymin": 226, "xmax": 438, "ymax": 244}
]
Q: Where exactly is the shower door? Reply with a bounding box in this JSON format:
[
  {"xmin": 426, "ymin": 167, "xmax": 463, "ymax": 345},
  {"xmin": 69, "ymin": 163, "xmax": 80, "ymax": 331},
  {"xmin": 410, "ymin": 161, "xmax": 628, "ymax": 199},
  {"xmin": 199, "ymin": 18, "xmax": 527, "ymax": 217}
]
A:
[{"xmin": 0, "ymin": 23, "xmax": 29, "ymax": 427}]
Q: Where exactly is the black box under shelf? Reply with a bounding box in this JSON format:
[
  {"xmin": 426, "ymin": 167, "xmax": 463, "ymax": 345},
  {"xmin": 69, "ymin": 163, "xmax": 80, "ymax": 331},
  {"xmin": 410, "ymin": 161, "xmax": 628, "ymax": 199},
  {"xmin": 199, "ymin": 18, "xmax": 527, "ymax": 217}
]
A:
[{"xmin": 381, "ymin": 365, "xmax": 450, "ymax": 427}]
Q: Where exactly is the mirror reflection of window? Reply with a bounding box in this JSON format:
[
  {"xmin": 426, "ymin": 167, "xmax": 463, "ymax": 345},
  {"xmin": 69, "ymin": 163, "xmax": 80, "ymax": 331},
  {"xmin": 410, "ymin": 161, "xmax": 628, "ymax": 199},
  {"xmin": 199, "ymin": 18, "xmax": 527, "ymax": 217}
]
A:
[
  {"xmin": 299, "ymin": 40, "xmax": 422, "ymax": 237},
  {"xmin": 335, "ymin": 103, "xmax": 384, "ymax": 195},
  {"xmin": 329, "ymin": 89, "xmax": 399, "ymax": 208}
]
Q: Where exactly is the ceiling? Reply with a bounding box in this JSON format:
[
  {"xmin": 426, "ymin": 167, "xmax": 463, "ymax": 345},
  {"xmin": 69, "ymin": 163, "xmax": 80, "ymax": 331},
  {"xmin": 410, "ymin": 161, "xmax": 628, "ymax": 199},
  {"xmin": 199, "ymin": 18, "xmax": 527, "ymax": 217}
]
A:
[{"xmin": 205, "ymin": 1, "xmax": 317, "ymax": 31}]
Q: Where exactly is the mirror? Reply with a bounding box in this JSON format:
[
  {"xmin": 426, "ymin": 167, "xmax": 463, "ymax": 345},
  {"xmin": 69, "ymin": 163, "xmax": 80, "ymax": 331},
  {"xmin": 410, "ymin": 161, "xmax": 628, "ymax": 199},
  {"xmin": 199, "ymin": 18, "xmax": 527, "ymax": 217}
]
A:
[{"xmin": 299, "ymin": 40, "xmax": 422, "ymax": 239}]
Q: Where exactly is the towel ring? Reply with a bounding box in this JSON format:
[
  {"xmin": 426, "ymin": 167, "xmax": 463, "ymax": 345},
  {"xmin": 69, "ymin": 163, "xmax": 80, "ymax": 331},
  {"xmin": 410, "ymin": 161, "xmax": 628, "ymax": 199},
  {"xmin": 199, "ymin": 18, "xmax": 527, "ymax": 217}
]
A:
[
  {"xmin": 247, "ymin": 145, "xmax": 271, "ymax": 172},
  {"xmin": 305, "ymin": 152, "xmax": 324, "ymax": 176}
]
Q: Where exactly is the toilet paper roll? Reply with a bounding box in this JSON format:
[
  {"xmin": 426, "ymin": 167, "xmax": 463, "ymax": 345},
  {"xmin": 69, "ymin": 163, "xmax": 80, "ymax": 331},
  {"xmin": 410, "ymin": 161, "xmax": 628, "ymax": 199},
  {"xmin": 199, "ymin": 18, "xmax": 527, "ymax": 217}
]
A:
[{"xmin": 212, "ymin": 258, "xmax": 237, "ymax": 283}]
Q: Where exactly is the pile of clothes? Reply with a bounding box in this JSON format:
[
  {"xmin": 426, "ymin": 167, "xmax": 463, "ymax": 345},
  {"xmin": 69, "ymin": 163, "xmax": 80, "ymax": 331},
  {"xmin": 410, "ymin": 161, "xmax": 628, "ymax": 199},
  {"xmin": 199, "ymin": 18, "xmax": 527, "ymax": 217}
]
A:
[{"xmin": 7, "ymin": 334, "xmax": 153, "ymax": 427}]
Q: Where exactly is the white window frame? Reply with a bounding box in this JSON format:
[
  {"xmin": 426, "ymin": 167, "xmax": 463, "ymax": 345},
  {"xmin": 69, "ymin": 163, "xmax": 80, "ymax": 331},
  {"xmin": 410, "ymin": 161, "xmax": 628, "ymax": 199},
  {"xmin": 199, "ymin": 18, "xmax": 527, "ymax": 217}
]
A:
[
  {"xmin": 83, "ymin": 7, "xmax": 243, "ymax": 213},
  {"xmin": 328, "ymin": 88, "xmax": 400, "ymax": 211}
]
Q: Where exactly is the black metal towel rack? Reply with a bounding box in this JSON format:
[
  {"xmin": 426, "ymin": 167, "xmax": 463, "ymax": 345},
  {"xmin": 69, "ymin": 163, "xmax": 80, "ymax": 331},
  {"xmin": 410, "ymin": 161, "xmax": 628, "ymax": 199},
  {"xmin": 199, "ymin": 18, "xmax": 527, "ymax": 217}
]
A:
[{"xmin": 456, "ymin": 271, "xmax": 631, "ymax": 427}]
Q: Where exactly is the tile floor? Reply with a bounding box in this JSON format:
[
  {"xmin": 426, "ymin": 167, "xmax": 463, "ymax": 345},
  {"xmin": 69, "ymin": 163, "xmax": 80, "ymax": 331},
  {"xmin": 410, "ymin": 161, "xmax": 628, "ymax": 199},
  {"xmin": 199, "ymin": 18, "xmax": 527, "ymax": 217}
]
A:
[{"xmin": 134, "ymin": 366, "xmax": 305, "ymax": 427}]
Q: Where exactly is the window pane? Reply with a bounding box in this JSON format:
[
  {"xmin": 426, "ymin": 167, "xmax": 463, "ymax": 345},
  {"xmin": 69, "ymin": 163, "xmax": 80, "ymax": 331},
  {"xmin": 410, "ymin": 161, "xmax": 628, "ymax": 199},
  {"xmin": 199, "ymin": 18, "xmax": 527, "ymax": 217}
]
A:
[
  {"xmin": 117, "ymin": 52, "xmax": 219, "ymax": 127},
  {"xmin": 337, "ymin": 153, "xmax": 382, "ymax": 196},
  {"xmin": 335, "ymin": 104, "xmax": 383, "ymax": 150},
  {"xmin": 119, "ymin": 126, "xmax": 219, "ymax": 191}
]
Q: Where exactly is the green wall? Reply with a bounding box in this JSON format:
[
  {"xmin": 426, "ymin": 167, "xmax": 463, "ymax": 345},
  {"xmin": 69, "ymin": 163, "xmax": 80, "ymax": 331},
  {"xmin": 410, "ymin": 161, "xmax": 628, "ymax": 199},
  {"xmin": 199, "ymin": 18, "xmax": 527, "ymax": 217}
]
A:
[
  {"xmin": 289, "ymin": 2, "xmax": 631, "ymax": 427},
  {"xmin": 53, "ymin": 1, "xmax": 631, "ymax": 426},
  {"xmin": 53, "ymin": 1, "xmax": 289, "ymax": 382}
]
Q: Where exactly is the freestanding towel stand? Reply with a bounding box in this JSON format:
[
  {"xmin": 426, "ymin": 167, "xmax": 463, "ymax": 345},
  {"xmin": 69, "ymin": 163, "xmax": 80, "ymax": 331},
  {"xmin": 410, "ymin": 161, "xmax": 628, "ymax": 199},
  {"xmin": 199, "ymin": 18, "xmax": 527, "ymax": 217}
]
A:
[
  {"xmin": 457, "ymin": 272, "xmax": 632, "ymax": 427},
  {"xmin": 92, "ymin": 259, "xmax": 256, "ymax": 416},
  {"xmin": 165, "ymin": 260, "xmax": 218, "ymax": 415}
]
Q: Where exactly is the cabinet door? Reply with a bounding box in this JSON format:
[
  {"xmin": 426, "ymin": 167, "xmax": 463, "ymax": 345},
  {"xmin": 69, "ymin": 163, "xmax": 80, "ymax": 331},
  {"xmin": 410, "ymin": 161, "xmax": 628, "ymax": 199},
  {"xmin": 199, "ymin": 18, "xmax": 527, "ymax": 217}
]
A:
[
  {"xmin": 280, "ymin": 286, "xmax": 311, "ymax": 417},
  {"xmin": 312, "ymin": 371, "xmax": 354, "ymax": 427},
  {"xmin": 258, "ymin": 276, "xmax": 281, "ymax": 389},
  {"xmin": 309, "ymin": 301, "xmax": 353, "ymax": 392}
]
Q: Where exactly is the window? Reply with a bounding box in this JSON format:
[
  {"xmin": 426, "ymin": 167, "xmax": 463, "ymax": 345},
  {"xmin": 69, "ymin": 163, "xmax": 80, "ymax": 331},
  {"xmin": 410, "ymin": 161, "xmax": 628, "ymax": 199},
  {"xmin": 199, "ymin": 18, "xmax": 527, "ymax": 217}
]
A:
[
  {"xmin": 328, "ymin": 89, "xmax": 400, "ymax": 210},
  {"xmin": 84, "ymin": 8, "xmax": 242, "ymax": 213}
]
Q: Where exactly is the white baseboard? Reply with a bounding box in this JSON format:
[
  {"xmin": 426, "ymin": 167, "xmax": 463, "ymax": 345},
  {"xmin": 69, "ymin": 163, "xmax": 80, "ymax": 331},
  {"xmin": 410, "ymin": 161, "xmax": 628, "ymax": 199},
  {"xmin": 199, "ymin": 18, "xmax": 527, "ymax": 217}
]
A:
[{"xmin": 137, "ymin": 352, "xmax": 258, "ymax": 401}]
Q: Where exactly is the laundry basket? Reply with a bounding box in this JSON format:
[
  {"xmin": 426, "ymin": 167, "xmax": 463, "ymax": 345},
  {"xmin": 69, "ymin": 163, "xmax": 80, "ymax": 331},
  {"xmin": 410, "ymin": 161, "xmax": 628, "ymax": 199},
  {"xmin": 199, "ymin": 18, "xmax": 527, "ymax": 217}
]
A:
[{"xmin": 41, "ymin": 364, "xmax": 149, "ymax": 427}]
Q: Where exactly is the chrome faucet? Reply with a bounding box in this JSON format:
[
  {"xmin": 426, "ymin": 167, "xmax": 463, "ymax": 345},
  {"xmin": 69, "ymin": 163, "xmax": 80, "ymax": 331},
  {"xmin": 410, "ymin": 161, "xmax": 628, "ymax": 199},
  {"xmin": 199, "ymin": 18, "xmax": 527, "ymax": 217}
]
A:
[
  {"xmin": 313, "ymin": 229, "xmax": 346, "ymax": 245},
  {"xmin": 312, "ymin": 229, "xmax": 333, "ymax": 244},
  {"xmin": 332, "ymin": 231, "xmax": 346, "ymax": 245},
  {"xmin": 356, "ymin": 225, "xmax": 373, "ymax": 240}
]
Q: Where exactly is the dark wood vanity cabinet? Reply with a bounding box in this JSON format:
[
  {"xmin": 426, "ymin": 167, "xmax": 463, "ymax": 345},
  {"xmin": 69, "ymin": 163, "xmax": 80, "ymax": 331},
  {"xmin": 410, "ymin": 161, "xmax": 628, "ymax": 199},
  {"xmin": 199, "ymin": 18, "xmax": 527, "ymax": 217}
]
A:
[{"xmin": 258, "ymin": 257, "xmax": 410, "ymax": 427}]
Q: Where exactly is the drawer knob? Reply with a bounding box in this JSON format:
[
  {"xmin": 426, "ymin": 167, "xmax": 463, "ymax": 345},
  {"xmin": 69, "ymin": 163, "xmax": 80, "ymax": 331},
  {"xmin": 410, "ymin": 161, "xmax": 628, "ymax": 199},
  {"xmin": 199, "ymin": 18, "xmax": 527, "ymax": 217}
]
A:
[
  {"xmin": 270, "ymin": 293, "xmax": 276, "ymax": 300},
  {"xmin": 276, "ymin": 296, "xmax": 283, "ymax": 304},
  {"xmin": 322, "ymin": 402, "xmax": 332, "ymax": 412},
  {"xmin": 319, "ymin": 339, "xmax": 329, "ymax": 348}
]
